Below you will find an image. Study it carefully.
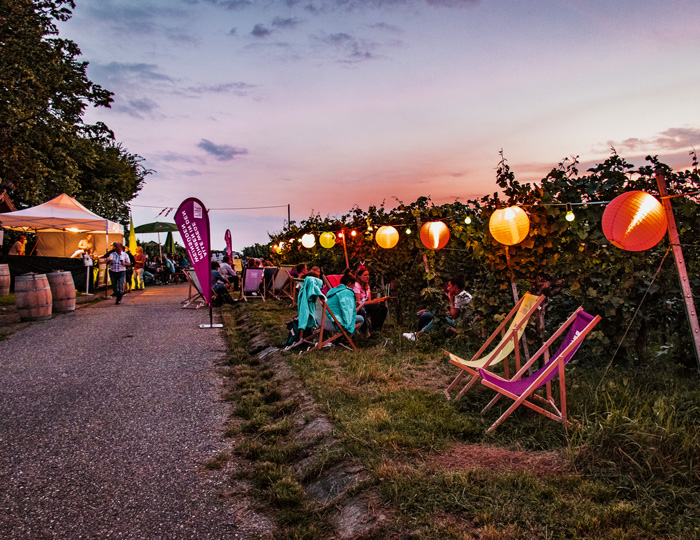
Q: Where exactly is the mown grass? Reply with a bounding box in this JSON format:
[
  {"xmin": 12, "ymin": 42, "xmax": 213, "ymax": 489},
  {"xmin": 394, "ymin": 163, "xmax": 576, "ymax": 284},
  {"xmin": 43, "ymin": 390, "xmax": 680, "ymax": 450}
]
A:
[{"xmin": 234, "ymin": 300, "xmax": 700, "ymax": 539}]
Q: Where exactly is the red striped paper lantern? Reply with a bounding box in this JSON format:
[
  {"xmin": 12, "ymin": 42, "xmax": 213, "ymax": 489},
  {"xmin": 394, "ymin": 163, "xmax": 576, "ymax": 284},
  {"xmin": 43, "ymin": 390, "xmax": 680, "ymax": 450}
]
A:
[
  {"xmin": 602, "ymin": 191, "xmax": 667, "ymax": 251},
  {"xmin": 420, "ymin": 221, "xmax": 450, "ymax": 250}
]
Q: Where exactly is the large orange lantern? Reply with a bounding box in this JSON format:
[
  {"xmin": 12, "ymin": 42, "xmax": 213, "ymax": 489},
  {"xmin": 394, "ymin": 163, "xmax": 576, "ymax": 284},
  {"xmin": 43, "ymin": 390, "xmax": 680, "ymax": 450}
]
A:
[
  {"xmin": 275, "ymin": 241, "xmax": 284, "ymax": 255},
  {"xmin": 489, "ymin": 206, "xmax": 530, "ymax": 246},
  {"xmin": 301, "ymin": 233, "xmax": 316, "ymax": 248},
  {"xmin": 602, "ymin": 191, "xmax": 667, "ymax": 251},
  {"xmin": 375, "ymin": 226, "xmax": 399, "ymax": 249},
  {"xmin": 319, "ymin": 232, "xmax": 336, "ymax": 249},
  {"xmin": 420, "ymin": 221, "xmax": 450, "ymax": 250}
]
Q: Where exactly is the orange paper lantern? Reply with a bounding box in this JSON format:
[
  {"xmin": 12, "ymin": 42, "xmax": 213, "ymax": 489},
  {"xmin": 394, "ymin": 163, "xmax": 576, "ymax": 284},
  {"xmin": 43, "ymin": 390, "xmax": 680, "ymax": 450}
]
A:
[
  {"xmin": 602, "ymin": 191, "xmax": 667, "ymax": 251},
  {"xmin": 489, "ymin": 206, "xmax": 530, "ymax": 246},
  {"xmin": 375, "ymin": 226, "xmax": 399, "ymax": 249},
  {"xmin": 420, "ymin": 221, "xmax": 450, "ymax": 250}
]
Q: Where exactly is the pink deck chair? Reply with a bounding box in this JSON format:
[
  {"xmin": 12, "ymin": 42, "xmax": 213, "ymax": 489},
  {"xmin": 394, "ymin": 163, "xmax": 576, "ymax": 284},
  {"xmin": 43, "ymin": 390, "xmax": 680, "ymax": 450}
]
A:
[
  {"xmin": 240, "ymin": 268, "xmax": 265, "ymax": 301},
  {"xmin": 480, "ymin": 308, "xmax": 601, "ymax": 432}
]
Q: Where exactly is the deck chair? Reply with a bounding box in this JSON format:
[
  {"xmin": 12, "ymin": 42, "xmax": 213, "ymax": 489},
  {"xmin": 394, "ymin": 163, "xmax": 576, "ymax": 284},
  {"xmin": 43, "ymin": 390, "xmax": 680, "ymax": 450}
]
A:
[
  {"xmin": 296, "ymin": 298, "xmax": 361, "ymax": 351},
  {"xmin": 262, "ymin": 267, "xmax": 278, "ymax": 299},
  {"xmin": 271, "ymin": 267, "xmax": 295, "ymax": 304},
  {"xmin": 232, "ymin": 258, "xmax": 243, "ymax": 273},
  {"xmin": 291, "ymin": 279, "xmax": 361, "ymax": 352},
  {"xmin": 480, "ymin": 308, "xmax": 601, "ymax": 432},
  {"xmin": 240, "ymin": 268, "xmax": 265, "ymax": 301},
  {"xmin": 321, "ymin": 274, "xmax": 343, "ymax": 295},
  {"xmin": 182, "ymin": 269, "xmax": 207, "ymax": 309},
  {"xmin": 444, "ymin": 292, "xmax": 545, "ymax": 400}
]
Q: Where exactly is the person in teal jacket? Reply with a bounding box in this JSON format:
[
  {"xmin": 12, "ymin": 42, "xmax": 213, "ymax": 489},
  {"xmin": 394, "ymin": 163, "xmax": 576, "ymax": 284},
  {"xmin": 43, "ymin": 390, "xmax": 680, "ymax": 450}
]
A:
[
  {"xmin": 325, "ymin": 272, "xmax": 364, "ymax": 334},
  {"xmin": 297, "ymin": 275, "xmax": 324, "ymax": 331}
]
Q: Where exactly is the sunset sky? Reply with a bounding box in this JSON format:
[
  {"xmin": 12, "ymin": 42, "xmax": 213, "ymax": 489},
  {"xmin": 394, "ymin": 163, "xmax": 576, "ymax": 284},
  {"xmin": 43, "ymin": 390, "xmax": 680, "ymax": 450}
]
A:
[{"xmin": 58, "ymin": 0, "xmax": 700, "ymax": 251}]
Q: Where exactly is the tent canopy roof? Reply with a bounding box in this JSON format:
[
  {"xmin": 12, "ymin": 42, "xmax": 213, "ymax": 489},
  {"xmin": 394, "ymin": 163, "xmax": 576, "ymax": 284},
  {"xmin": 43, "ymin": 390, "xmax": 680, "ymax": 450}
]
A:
[{"xmin": 0, "ymin": 193, "xmax": 124, "ymax": 234}]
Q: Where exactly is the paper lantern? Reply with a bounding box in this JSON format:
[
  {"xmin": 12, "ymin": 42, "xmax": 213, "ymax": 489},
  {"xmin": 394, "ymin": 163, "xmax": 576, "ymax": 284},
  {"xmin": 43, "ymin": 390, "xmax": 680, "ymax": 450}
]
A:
[
  {"xmin": 275, "ymin": 242, "xmax": 284, "ymax": 255},
  {"xmin": 320, "ymin": 232, "xmax": 336, "ymax": 249},
  {"xmin": 375, "ymin": 226, "xmax": 399, "ymax": 249},
  {"xmin": 301, "ymin": 233, "xmax": 316, "ymax": 248},
  {"xmin": 489, "ymin": 206, "xmax": 530, "ymax": 246},
  {"xmin": 420, "ymin": 221, "xmax": 450, "ymax": 250},
  {"xmin": 602, "ymin": 191, "xmax": 667, "ymax": 251}
]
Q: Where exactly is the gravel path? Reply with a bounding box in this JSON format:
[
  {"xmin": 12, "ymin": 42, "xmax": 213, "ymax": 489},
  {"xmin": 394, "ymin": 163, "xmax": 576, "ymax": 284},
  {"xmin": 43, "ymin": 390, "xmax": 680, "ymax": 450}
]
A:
[{"xmin": 0, "ymin": 284, "xmax": 256, "ymax": 539}]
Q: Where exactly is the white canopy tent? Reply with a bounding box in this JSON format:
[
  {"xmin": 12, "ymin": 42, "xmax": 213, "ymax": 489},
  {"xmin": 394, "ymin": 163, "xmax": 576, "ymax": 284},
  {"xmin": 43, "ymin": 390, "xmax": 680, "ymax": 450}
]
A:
[{"xmin": 0, "ymin": 193, "xmax": 124, "ymax": 257}]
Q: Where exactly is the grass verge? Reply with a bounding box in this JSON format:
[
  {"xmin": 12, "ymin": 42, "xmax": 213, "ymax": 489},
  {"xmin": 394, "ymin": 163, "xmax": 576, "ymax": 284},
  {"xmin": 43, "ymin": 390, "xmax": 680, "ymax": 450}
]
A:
[{"xmin": 228, "ymin": 300, "xmax": 699, "ymax": 539}]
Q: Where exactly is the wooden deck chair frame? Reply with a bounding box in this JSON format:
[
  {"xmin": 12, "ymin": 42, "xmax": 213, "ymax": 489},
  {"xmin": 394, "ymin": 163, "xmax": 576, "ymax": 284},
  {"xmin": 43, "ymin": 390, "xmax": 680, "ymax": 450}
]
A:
[
  {"xmin": 294, "ymin": 298, "xmax": 360, "ymax": 352},
  {"xmin": 444, "ymin": 292, "xmax": 545, "ymax": 401},
  {"xmin": 182, "ymin": 269, "xmax": 207, "ymax": 309},
  {"xmin": 480, "ymin": 307, "xmax": 601, "ymax": 432},
  {"xmin": 240, "ymin": 267, "xmax": 266, "ymax": 302},
  {"xmin": 271, "ymin": 267, "xmax": 296, "ymax": 305},
  {"xmin": 261, "ymin": 267, "xmax": 279, "ymax": 300}
]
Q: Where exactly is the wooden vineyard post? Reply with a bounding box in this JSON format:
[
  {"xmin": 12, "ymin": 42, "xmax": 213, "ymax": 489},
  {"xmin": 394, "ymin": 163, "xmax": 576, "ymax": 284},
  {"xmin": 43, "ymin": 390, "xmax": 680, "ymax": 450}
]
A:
[{"xmin": 656, "ymin": 172, "xmax": 700, "ymax": 373}]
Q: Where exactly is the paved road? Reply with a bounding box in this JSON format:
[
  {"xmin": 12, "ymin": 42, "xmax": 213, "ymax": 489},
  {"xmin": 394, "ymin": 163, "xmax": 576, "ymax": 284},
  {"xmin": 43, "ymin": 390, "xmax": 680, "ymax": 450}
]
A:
[{"xmin": 0, "ymin": 284, "xmax": 244, "ymax": 539}]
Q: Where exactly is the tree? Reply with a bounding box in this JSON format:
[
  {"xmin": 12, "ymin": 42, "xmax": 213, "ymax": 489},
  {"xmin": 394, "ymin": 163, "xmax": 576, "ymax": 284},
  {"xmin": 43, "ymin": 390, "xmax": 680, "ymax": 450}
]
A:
[{"xmin": 0, "ymin": 0, "xmax": 147, "ymax": 213}]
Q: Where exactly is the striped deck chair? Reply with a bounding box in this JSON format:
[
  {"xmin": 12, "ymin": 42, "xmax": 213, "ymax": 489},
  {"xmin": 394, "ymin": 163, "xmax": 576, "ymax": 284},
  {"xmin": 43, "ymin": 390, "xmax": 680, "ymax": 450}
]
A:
[
  {"xmin": 444, "ymin": 292, "xmax": 545, "ymax": 400},
  {"xmin": 240, "ymin": 267, "xmax": 265, "ymax": 301},
  {"xmin": 480, "ymin": 308, "xmax": 601, "ymax": 432}
]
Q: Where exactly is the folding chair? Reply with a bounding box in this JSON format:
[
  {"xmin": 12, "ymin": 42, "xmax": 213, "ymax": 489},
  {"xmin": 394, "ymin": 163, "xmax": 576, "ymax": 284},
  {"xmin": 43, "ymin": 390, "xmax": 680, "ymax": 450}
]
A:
[
  {"xmin": 271, "ymin": 267, "xmax": 295, "ymax": 304},
  {"xmin": 444, "ymin": 292, "xmax": 545, "ymax": 400},
  {"xmin": 480, "ymin": 308, "xmax": 601, "ymax": 432},
  {"xmin": 321, "ymin": 274, "xmax": 343, "ymax": 295},
  {"xmin": 291, "ymin": 278, "xmax": 361, "ymax": 352},
  {"xmin": 240, "ymin": 268, "xmax": 265, "ymax": 301},
  {"xmin": 182, "ymin": 269, "xmax": 207, "ymax": 309},
  {"xmin": 262, "ymin": 267, "xmax": 278, "ymax": 300}
]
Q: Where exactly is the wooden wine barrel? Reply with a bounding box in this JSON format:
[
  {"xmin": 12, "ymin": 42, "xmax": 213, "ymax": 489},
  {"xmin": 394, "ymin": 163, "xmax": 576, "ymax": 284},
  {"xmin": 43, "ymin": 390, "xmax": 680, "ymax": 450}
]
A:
[
  {"xmin": 47, "ymin": 271, "xmax": 76, "ymax": 312},
  {"xmin": 15, "ymin": 273, "xmax": 52, "ymax": 321},
  {"xmin": 0, "ymin": 264, "xmax": 9, "ymax": 296}
]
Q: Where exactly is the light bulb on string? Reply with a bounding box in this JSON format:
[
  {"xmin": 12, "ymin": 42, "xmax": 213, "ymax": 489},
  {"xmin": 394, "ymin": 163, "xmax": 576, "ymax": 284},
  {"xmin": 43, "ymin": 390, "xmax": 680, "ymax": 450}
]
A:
[
  {"xmin": 351, "ymin": 230, "xmax": 357, "ymax": 237},
  {"xmin": 464, "ymin": 216, "xmax": 472, "ymax": 225},
  {"xmin": 405, "ymin": 228, "xmax": 412, "ymax": 235},
  {"xmin": 565, "ymin": 205, "xmax": 575, "ymax": 222}
]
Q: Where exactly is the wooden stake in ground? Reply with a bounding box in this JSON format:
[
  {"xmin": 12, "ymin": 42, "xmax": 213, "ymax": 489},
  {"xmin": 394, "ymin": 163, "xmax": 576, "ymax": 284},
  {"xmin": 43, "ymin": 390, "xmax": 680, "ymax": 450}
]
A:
[{"xmin": 656, "ymin": 172, "xmax": 700, "ymax": 373}]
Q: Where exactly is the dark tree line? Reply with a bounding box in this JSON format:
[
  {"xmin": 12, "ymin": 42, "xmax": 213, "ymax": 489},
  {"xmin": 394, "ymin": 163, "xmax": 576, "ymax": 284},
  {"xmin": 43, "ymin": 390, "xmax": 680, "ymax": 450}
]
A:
[{"xmin": 0, "ymin": 0, "xmax": 149, "ymax": 223}]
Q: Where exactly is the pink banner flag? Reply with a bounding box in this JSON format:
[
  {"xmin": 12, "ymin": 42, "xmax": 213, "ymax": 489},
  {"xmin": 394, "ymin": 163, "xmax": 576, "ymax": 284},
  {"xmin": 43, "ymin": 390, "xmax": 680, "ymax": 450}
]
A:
[
  {"xmin": 225, "ymin": 229, "xmax": 232, "ymax": 260},
  {"xmin": 175, "ymin": 198, "xmax": 212, "ymax": 307}
]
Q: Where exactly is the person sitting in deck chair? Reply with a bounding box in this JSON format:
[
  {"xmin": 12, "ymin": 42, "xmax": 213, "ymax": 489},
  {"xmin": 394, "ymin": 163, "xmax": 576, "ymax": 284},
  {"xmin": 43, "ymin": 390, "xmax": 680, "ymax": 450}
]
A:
[
  {"xmin": 403, "ymin": 273, "xmax": 472, "ymax": 340},
  {"xmin": 324, "ymin": 271, "xmax": 364, "ymax": 339}
]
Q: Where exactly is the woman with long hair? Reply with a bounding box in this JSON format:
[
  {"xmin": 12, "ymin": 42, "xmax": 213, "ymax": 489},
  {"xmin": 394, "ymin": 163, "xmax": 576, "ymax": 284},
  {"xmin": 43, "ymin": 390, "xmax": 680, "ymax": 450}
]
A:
[{"xmin": 353, "ymin": 267, "xmax": 387, "ymax": 338}]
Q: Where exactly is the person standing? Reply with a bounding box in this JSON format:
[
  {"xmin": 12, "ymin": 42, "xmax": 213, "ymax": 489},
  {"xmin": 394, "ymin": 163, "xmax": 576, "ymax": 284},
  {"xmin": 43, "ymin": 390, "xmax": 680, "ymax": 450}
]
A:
[
  {"xmin": 124, "ymin": 246, "xmax": 136, "ymax": 292},
  {"xmin": 106, "ymin": 242, "xmax": 131, "ymax": 305},
  {"xmin": 8, "ymin": 235, "xmax": 26, "ymax": 255},
  {"xmin": 133, "ymin": 246, "xmax": 146, "ymax": 290}
]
